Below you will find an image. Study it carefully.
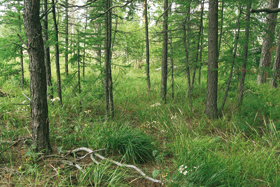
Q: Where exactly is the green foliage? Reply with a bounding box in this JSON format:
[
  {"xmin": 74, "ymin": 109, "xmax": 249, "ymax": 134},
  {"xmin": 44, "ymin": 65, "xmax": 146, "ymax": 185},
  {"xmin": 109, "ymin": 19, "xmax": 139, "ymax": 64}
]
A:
[{"xmin": 100, "ymin": 123, "xmax": 155, "ymax": 164}]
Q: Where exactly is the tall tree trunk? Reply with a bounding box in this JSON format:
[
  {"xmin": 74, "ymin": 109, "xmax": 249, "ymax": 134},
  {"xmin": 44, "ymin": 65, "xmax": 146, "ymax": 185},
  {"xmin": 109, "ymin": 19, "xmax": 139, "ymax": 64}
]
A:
[
  {"xmin": 237, "ymin": 0, "xmax": 251, "ymax": 106},
  {"xmin": 183, "ymin": 17, "xmax": 193, "ymax": 112},
  {"xmin": 161, "ymin": 0, "xmax": 168, "ymax": 104},
  {"xmin": 198, "ymin": 0, "xmax": 204, "ymax": 85},
  {"xmin": 169, "ymin": 37, "xmax": 174, "ymax": 99},
  {"xmin": 192, "ymin": 1, "xmax": 204, "ymax": 86},
  {"xmin": 108, "ymin": 1, "xmax": 114, "ymax": 118},
  {"xmin": 144, "ymin": 0, "xmax": 151, "ymax": 92},
  {"xmin": 18, "ymin": 3, "xmax": 24, "ymax": 89},
  {"xmin": 23, "ymin": 0, "xmax": 51, "ymax": 153},
  {"xmin": 52, "ymin": 0, "xmax": 62, "ymax": 104},
  {"xmin": 220, "ymin": 6, "xmax": 242, "ymax": 114},
  {"xmin": 257, "ymin": 0, "xmax": 279, "ymax": 84},
  {"xmin": 270, "ymin": 29, "xmax": 280, "ymax": 88},
  {"xmin": 82, "ymin": 12, "xmax": 88, "ymax": 78},
  {"xmin": 43, "ymin": 0, "xmax": 53, "ymax": 99},
  {"xmin": 205, "ymin": 0, "xmax": 218, "ymax": 119},
  {"xmin": 65, "ymin": 0, "xmax": 69, "ymax": 76},
  {"xmin": 104, "ymin": 0, "xmax": 111, "ymax": 119},
  {"xmin": 218, "ymin": 0, "xmax": 224, "ymax": 57},
  {"xmin": 78, "ymin": 30, "xmax": 81, "ymax": 95}
]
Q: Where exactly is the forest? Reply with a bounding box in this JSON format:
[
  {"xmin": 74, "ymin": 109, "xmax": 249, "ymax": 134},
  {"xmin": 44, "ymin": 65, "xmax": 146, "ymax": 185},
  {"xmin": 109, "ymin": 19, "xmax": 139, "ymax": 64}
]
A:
[{"xmin": 1, "ymin": 0, "xmax": 280, "ymax": 186}]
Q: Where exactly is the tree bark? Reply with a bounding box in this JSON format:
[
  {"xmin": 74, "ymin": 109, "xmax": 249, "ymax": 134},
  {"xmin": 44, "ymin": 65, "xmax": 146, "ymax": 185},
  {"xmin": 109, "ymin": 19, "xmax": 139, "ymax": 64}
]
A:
[
  {"xmin": 270, "ymin": 29, "xmax": 280, "ymax": 88},
  {"xmin": 108, "ymin": 1, "xmax": 114, "ymax": 118},
  {"xmin": 205, "ymin": 0, "xmax": 218, "ymax": 119},
  {"xmin": 161, "ymin": 0, "xmax": 168, "ymax": 104},
  {"xmin": 23, "ymin": 0, "xmax": 51, "ymax": 153},
  {"xmin": 43, "ymin": 0, "xmax": 53, "ymax": 99},
  {"xmin": 257, "ymin": 0, "xmax": 279, "ymax": 84},
  {"xmin": 104, "ymin": 0, "xmax": 111, "ymax": 119},
  {"xmin": 198, "ymin": 0, "xmax": 204, "ymax": 85},
  {"xmin": 220, "ymin": 6, "xmax": 242, "ymax": 114},
  {"xmin": 237, "ymin": 0, "xmax": 251, "ymax": 106},
  {"xmin": 52, "ymin": 0, "xmax": 62, "ymax": 104},
  {"xmin": 18, "ymin": 4, "xmax": 24, "ymax": 89},
  {"xmin": 218, "ymin": 0, "xmax": 224, "ymax": 57},
  {"xmin": 144, "ymin": 0, "xmax": 151, "ymax": 93},
  {"xmin": 192, "ymin": 0, "xmax": 204, "ymax": 86},
  {"xmin": 65, "ymin": 0, "xmax": 69, "ymax": 76}
]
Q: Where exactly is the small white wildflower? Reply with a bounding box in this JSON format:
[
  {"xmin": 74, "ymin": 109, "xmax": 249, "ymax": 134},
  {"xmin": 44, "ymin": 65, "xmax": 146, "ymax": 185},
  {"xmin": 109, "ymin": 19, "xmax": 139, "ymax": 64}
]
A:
[
  {"xmin": 183, "ymin": 170, "xmax": 188, "ymax": 175},
  {"xmin": 171, "ymin": 116, "xmax": 177, "ymax": 120},
  {"xmin": 84, "ymin": 110, "xmax": 91, "ymax": 114},
  {"xmin": 193, "ymin": 166, "xmax": 197, "ymax": 169},
  {"xmin": 160, "ymin": 130, "xmax": 168, "ymax": 133},
  {"xmin": 150, "ymin": 103, "xmax": 161, "ymax": 107}
]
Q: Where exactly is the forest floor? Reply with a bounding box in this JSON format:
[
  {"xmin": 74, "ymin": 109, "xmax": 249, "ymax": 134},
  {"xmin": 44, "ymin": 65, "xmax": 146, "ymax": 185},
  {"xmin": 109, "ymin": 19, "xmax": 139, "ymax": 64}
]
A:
[{"xmin": 1, "ymin": 67, "xmax": 280, "ymax": 186}]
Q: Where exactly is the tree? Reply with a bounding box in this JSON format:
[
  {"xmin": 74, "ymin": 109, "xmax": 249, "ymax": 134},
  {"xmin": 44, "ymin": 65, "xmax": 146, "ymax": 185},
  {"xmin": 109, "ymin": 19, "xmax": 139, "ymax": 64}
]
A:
[
  {"xmin": 257, "ymin": 0, "xmax": 279, "ymax": 84},
  {"xmin": 65, "ymin": 0, "xmax": 69, "ymax": 76},
  {"xmin": 237, "ymin": 0, "xmax": 251, "ymax": 106},
  {"xmin": 205, "ymin": 0, "xmax": 218, "ymax": 119},
  {"xmin": 23, "ymin": 0, "xmax": 51, "ymax": 153},
  {"xmin": 144, "ymin": 0, "xmax": 151, "ymax": 92},
  {"xmin": 42, "ymin": 0, "xmax": 53, "ymax": 99},
  {"xmin": 52, "ymin": 0, "xmax": 62, "ymax": 104},
  {"xmin": 161, "ymin": 0, "xmax": 168, "ymax": 103}
]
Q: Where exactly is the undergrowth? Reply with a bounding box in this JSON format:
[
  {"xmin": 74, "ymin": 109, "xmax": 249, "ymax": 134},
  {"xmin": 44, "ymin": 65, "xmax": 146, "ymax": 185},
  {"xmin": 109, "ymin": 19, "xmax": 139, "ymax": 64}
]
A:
[{"xmin": 1, "ymin": 66, "xmax": 280, "ymax": 186}]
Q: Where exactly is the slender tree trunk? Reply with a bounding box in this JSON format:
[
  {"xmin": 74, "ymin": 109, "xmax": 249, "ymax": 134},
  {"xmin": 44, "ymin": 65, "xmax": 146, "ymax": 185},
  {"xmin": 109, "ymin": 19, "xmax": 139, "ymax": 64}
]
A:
[
  {"xmin": 220, "ymin": 6, "xmax": 242, "ymax": 114},
  {"xmin": 82, "ymin": 13, "xmax": 88, "ymax": 78},
  {"xmin": 238, "ymin": 0, "xmax": 251, "ymax": 106},
  {"xmin": 52, "ymin": 0, "xmax": 62, "ymax": 104},
  {"xmin": 192, "ymin": 1, "xmax": 204, "ymax": 86},
  {"xmin": 78, "ymin": 30, "xmax": 81, "ymax": 95},
  {"xmin": 65, "ymin": 0, "xmax": 69, "ymax": 75},
  {"xmin": 205, "ymin": 0, "xmax": 218, "ymax": 119},
  {"xmin": 169, "ymin": 37, "xmax": 174, "ymax": 99},
  {"xmin": 257, "ymin": 0, "xmax": 279, "ymax": 84},
  {"xmin": 218, "ymin": 0, "xmax": 224, "ymax": 57},
  {"xmin": 18, "ymin": 5, "xmax": 24, "ymax": 89},
  {"xmin": 144, "ymin": 0, "xmax": 151, "ymax": 92},
  {"xmin": 104, "ymin": 0, "xmax": 111, "ymax": 119},
  {"xmin": 161, "ymin": 0, "xmax": 168, "ymax": 104},
  {"xmin": 23, "ymin": 0, "xmax": 51, "ymax": 153},
  {"xmin": 43, "ymin": 0, "xmax": 53, "ymax": 99},
  {"xmin": 198, "ymin": 0, "xmax": 204, "ymax": 85},
  {"xmin": 270, "ymin": 29, "xmax": 280, "ymax": 88},
  {"xmin": 108, "ymin": 1, "xmax": 114, "ymax": 118},
  {"xmin": 183, "ymin": 21, "xmax": 193, "ymax": 112}
]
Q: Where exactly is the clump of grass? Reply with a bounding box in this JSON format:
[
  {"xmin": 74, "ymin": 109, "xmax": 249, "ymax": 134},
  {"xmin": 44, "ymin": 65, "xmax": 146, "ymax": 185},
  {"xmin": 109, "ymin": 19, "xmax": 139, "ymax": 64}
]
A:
[
  {"xmin": 78, "ymin": 160, "xmax": 127, "ymax": 187},
  {"xmin": 101, "ymin": 123, "xmax": 155, "ymax": 164}
]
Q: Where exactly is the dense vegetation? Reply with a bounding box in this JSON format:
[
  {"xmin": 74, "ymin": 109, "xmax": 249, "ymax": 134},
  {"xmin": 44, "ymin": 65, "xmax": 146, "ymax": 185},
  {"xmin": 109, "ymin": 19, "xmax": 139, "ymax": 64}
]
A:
[{"xmin": 1, "ymin": 0, "xmax": 280, "ymax": 186}]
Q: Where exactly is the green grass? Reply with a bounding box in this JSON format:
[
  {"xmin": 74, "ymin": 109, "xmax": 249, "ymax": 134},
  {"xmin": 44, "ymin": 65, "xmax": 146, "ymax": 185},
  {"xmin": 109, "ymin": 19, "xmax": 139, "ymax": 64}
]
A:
[{"xmin": 1, "ymin": 64, "xmax": 280, "ymax": 186}]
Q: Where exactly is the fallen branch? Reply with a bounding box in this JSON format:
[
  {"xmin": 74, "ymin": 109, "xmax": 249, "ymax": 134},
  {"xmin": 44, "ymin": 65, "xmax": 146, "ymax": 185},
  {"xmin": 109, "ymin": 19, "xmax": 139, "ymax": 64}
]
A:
[
  {"xmin": 72, "ymin": 147, "xmax": 162, "ymax": 183},
  {"xmin": 22, "ymin": 93, "xmax": 31, "ymax": 101},
  {"xmin": 251, "ymin": 8, "xmax": 280, "ymax": 13}
]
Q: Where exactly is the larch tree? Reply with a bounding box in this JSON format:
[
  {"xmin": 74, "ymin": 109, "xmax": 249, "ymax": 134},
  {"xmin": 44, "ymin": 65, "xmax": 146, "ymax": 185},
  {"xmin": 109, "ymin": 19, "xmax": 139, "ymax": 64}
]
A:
[
  {"xmin": 257, "ymin": 0, "xmax": 279, "ymax": 84},
  {"xmin": 205, "ymin": 0, "xmax": 218, "ymax": 119},
  {"xmin": 23, "ymin": 0, "xmax": 52, "ymax": 153},
  {"xmin": 161, "ymin": 0, "xmax": 168, "ymax": 104}
]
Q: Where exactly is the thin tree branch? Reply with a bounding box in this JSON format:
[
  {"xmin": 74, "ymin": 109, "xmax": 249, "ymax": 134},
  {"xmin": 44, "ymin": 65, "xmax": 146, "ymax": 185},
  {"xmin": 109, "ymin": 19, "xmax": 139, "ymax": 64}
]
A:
[{"xmin": 156, "ymin": 1, "xmax": 173, "ymax": 25}]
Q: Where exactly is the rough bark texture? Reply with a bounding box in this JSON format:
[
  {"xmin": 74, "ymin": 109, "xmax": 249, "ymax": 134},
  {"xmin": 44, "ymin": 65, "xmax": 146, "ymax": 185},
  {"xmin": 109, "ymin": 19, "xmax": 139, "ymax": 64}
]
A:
[
  {"xmin": 23, "ymin": 0, "xmax": 51, "ymax": 153},
  {"xmin": 238, "ymin": 0, "xmax": 251, "ymax": 106},
  {"xmin": 271, "ymin": 29, "xmax": 280, "ymax": 88},
  {"xmin": 144, "ymin": 0, "xmax": 151, "ymax": 92},
  {"xmin": 257, "ymin": 0, "xmax": 279, "ymax": 84},
  {"xmin": 43, "ymin": 0, "xmax": 53, "ymax": 99},
  {"xmin": 205, "ymin": 0, "xmax": 218, "ymax": 119},
  {"xmin": 52, "ymin": 0, "xmax": 62, "ymax": 104},
  {"xmin": 161, "ymin": 0, "xmax": 168, "ymax": 104},
  {"xmin": 108, "ymin": 1, "xmax": 114, "ymax": 118},
  {"xmin": 65, "ymin": 0, "xmax": 69, "ymax": 75},
  {"xmin": 218, "ymin": 0, "xmax": 224, "ymax": 56}
]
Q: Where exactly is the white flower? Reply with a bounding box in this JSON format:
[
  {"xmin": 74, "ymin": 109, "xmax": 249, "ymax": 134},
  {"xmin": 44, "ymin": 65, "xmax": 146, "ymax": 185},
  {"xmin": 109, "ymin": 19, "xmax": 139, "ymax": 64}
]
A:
[
  {"xmin": 50, "ymin": 97, "xmax": 61, "ymax": 102},
  {"xmin": 171, "ymin": 116, "xmax": 177, "ymax": 120},
  {"xmin": 183, "ymin": 170, "xmax": 188, "ymax": 175},
  {"xmin": 150, "ymin": 103, "xmax": 161, "ymax": 107},
  {"xmin": 84, "ymin": 110, "xmax": 91, "ymax": 114}
]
